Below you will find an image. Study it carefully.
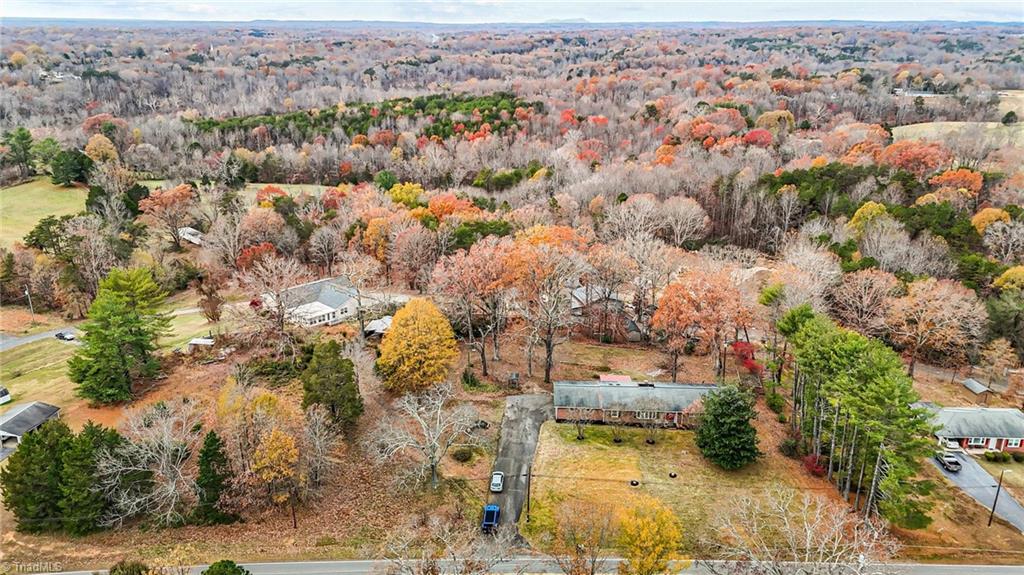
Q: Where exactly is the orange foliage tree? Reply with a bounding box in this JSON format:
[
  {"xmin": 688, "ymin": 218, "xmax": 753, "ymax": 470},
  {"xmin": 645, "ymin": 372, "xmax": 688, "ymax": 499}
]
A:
[
  {"xmin": 653, "ymin": 268, "xmax": 747, "ymax": 380},
  {"xmin": 138, "ymin": 183, "xmax": 197, "ymax": 249}
]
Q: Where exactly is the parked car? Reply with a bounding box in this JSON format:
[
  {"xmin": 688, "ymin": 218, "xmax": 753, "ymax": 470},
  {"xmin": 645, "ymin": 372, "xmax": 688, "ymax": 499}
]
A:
[
  {"xmin": 54, "ymin": 331, "xmax": 75, "ymax": 341},
  {"xmin": 0, "ymin": 387, "xmax": 10, "ymax": 405},
  {"xmin": 489, "ymin": 471, "xmax": 505, "ymax": 493},
  {"xmin": 481, "ymin": 504, "xmax": 500, "ymax": 534},
  {"xmin": 942, "ymin": 439, "xmax": 961, "ymax": 451},
  {"xmin": 935, "ymin": 452, "xmax": 962, "ymax": 472}
]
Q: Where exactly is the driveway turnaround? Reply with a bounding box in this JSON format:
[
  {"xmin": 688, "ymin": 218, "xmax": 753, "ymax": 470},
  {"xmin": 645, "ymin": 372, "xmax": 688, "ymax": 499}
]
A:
[
  {"xmin": 930, "ymin": 451, "xmax": 1024, "ymax": 533},
  {"xmin": 488, "ymin": 394, "xmax": 553, "ymax": 531}
]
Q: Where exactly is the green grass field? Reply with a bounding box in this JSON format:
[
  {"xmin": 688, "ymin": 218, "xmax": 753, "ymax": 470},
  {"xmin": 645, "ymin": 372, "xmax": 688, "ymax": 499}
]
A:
[
  {"xmin": 892, "ymin": 121, "xmax": 1024, "ymax": 146},
  {"xmin": 0, "ymin": 178, "xmax": 87, "ymax": 248},
  {"xmin": 0, "ymin": 339, "xmax": 77, "ymax": 416}
]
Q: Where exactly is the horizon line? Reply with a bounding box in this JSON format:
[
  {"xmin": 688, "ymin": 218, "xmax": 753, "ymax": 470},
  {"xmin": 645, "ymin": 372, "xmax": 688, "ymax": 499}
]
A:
[{"xmin": 4, "ymin": 15, "xmax": 1023, "ymax": 26}]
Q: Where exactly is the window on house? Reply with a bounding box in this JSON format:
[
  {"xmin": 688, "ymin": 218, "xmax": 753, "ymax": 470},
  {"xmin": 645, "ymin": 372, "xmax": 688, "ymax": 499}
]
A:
[
  {"xmin": 605, "ymin": 410, "xmax": 620, "ymax": 419},
  {"xmin": 968, "ymin": 437, "xmax": 986, "ymax": 446},
  {"xmin": 1009, "ymin": 438, "xmax": 1022, "ymax": 448},
  {"xmin": 634, "ymin": 411, "xmax": 657, "ymax": 420}
]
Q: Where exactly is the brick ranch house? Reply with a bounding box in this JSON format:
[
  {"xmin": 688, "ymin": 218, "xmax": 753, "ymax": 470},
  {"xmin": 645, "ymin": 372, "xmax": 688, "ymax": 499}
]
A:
[
  {"xmin": 554, "ymin": 377, "xmax": 715, "ymax": 429},
  {"xmin": 928, "ymin": 406, "xmax": 1024, "ymax": 453}
]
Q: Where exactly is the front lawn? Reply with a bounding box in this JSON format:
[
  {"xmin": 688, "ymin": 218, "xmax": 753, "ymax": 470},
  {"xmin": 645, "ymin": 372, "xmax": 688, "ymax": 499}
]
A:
[{"xmin": 522, "ymin": 421, "xmax": 821, "ymax": 554}]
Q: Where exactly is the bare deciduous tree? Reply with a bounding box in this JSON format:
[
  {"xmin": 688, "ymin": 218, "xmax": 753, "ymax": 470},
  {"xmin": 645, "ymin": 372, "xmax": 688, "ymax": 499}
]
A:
[
  {"xmin": 701, "ymin": 489, "xmax": 900, "ymax": 575},
  {"xmin": 96, "ymin": 399, "xmax": 204, "ymax": 527},
  {"xmin": 364, "ymin": 382, "xmax": 478, "ymax": 488}
]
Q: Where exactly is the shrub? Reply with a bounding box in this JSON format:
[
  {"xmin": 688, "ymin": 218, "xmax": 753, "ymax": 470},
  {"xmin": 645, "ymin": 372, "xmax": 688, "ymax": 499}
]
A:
[
  {"xmin": 451, "ymin": 446, "xmax": 474, "ymax": 463},
  {"xmin": 460, "ymin": 368, "xmax": 482, "ymax": 390},
  {"xmin": 984, "ymin": 451, "xmax": 998, "ymax": 462},
  {"xmin": 1013, "ymin": 452, "xmax": 1024, "ymax": 463},
  {"xmin": 802, "ymin": 454, "xmax": 827, "ymax": 477},
  {"xmin": 202, "ymin": 560, "xmax": 251, "ymax": 575},
  {"xmin": 110, "ymin": 561, "xmax": 150, "ymax": 575},
  {"xmin": 765, "ymin": 392, "xmax": 785, "ymax": 414},
  {"xmin": 1001, "ymin": 451, "xmax": 1013, "ymax": 463},
  {"xmin": 779, "ymin": 437, "xmax": 799, "ymax": 458},
  {"xmin": 776, "ymin": 413, "xmax": 787, "ymax": 423}
]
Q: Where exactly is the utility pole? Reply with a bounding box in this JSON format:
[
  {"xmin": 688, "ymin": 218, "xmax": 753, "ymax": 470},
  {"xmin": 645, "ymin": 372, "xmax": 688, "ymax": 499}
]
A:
[
  {"xmin": 525, "ymin": 465, "xmax": 532, "ymax": 523},
  {"xmin": 23, "ymin": 285, "xmax": 34, "ymax": 316},
  {"xmin": 988, "ymin": 469, "xmax": 1013, "ymax": 527}
]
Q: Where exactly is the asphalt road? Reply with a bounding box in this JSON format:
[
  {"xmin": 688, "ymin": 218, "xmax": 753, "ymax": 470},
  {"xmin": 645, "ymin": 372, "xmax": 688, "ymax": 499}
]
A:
[
  {"xmin": 0, "ymin": 327, "xmax": 79, "ymax": 352},
  {"xmin": 931, "ymin": 451, "xmax": 1024, "ymax": 533},
  {"xmin": 489, "ymin": 394, "xmax": 553, "ymax": 530},
  {"xmin": 41, "ymin": 558, "xmax": 1024, "ymax": 575}
]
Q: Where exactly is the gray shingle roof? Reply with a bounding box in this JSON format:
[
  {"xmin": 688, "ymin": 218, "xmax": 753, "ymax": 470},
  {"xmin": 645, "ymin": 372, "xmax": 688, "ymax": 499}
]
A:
[
  {"xmin": 281, "ymin": 277, "xmax": 356, "ymax": 309},
  {"xmin": 932, "ymin": 407, "xmax": 1024, "ymax": 439},
  {"xmin": 0, "ymin": 401, "xmax": 60, "ymax": 439},
  {"xmin": 554, "ymin": 381, "xmax": 715, "ymax": 412}
]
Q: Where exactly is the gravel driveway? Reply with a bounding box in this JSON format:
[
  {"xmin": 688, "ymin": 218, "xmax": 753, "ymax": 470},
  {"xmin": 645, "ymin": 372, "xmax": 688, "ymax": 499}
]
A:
[
  {"xmin": 931, "ymin": 451, "xmax": 1024, "ymax": 533},
  {"xmin": 488, "ymin": 394, "xmax": 553, "ymax": 533}
]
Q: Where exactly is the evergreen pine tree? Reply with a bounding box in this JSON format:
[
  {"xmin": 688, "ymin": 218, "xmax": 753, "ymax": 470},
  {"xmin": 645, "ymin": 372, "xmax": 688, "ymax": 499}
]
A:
[
  {"xmin": 69, "ymin": 268, "xmax": 169, "ymax": 403},
  {"xmin": 301, "ymin": 340, "xmax": 363, "ymax": 427},
  {"xmin": 696, "ymin": 385, "xmax": 762, "ymax": 470},
  {"xmin": 59, "ymin": 421, "xmax": 120, "ymax": 535},
  {"xmin": 0, "ymin": 420, "xmax": 73, "ymax": 533},
  {"xmin": 193, "ymin": 431, "xmax": 235, "ymax": 525}
]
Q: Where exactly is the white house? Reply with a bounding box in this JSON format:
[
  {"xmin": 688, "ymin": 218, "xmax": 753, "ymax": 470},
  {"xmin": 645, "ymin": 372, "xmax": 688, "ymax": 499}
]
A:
[
  {"xmin": 178, "ymin": 227, "xmax": 204, "ymax": 246},
  {"xmin": 265, "ymin": 277, "xmax": 360, "ymax": 328}
]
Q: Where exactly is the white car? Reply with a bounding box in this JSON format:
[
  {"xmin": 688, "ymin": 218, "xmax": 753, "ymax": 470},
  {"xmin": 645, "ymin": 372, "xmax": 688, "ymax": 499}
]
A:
[{"xmin": 489, "ymin": 471, "xmax": 505, "ymax": 493}]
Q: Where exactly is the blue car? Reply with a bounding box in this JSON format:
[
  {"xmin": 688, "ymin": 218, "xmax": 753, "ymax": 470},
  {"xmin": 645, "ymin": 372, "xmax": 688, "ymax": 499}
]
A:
[{"xmin": 481, "ymin": 504, "xmax": 500, "ymax": 533}]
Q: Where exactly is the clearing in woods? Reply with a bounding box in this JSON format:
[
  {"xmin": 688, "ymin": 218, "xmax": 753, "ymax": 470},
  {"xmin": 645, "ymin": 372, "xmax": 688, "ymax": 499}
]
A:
[{"xmin": 0, "ymin": 178, "xmax": 87, "ymax": 248}]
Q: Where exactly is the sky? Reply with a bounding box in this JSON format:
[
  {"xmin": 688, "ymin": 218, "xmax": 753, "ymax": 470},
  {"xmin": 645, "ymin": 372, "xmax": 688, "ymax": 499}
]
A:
[{"xmin": 2, "ymin": 0, "xmax": 1022, "ymax": 23}]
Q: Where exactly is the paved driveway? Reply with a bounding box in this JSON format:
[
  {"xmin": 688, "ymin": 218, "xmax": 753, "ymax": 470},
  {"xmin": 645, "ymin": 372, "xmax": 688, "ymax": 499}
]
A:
[
  {"xmin": 488, "ymin": 394, "xmax": 553, "ymax": 532},
  {"xmin": 930, "ymin": 451, "xmax": 1024, "ymax": 533}
]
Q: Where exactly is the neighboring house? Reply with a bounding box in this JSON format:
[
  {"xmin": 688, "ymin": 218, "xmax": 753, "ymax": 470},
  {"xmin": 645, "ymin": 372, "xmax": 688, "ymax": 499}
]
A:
[
  {"xmin": 178, "ymin": 226, "xmax": 204, "ymax": 246},
  {"xmin": 929, "ymin": 407, "xmax": 1024, "ymax": 453},
  {"xmin": 570, "ymin": 285, "xmax": 622, "ymax": 315},
  {"xmin": 0, "ymin": 401, "xmax": 61, "ymax": 448},
  {"xmin": 554, "ymin": 377, "xmax": 714, "ymax": 429},
  {"xmin": 266, "ymin": 277, "xmax": 359, "ymax": 328}
]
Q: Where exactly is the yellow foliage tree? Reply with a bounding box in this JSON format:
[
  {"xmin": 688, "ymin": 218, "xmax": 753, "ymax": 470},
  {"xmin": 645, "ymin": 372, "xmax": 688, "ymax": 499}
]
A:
[
  {"xmin": 993, "ymin": 266, "xmax": 1024, "ymax": 291},
  {"xmin": 84, "ymin": 133, "xmax": 118, "ymax": 163},
  {"xmin": 388, "ymin": 182, "xmax": 424, "ymax": 208},
  {"xmin": 377, "ymin": 298, "xmax": 458, "ymax": 392},
  {"xmin": 253, "ymin": 427, "xmax": 302, "ymax": 527},
  {"xmin": 10, "ymin": 51, "xmax": 28, "ymax": 68},
  {"xmin": 617, "ymin": 498, "xmax": 686, "ymax": 575},
  {"xmin": 754, "ymin": 110, "xmax": 795, "ymax": 135},
  {"xmin": 971, "ymin": 207, "xmax": 1011, "ymax": 235},
  {"xmin": 846, "ymin": 201, "xmax": 887, "ymax": 237}
]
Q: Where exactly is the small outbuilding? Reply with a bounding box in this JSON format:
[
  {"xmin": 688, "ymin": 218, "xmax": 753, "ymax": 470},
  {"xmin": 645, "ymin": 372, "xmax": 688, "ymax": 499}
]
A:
[
  {"xmin": 178, "ymin": 227, "xmax": 204, "ymax": 246},
  {"xmin": 959, "ymin": 378, "xmax": 992, "ymax": 403},
  {"xmin": 0, "ymin": 401, "xmax": 61, "ymax": 447},
  {"xmin": 364, "ymin": 315, "xmax": 393, "ymax": 337}
]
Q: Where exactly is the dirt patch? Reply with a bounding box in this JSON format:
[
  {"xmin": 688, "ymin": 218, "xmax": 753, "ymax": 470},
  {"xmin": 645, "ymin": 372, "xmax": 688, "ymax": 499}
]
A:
[{"xmin": 0, "ymin": 306, "xmax": 65, "ymax": 334}]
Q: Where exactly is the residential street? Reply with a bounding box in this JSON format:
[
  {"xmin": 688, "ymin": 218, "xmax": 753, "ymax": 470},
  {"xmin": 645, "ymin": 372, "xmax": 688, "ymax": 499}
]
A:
[
  {"xmin": 43, "ymin": 558, "xmax": 1024, "ymax": 575},
  {"xmin": 0, "ymin": 327, "xmax": 79, "ymax": 352},
  {"xmin": 931, "ymin": 451, "xmax": 1024, "ymax": 533},
  {"xmin": 488, "ymin": 394, "xmax": 553, "ymax": 531}
]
